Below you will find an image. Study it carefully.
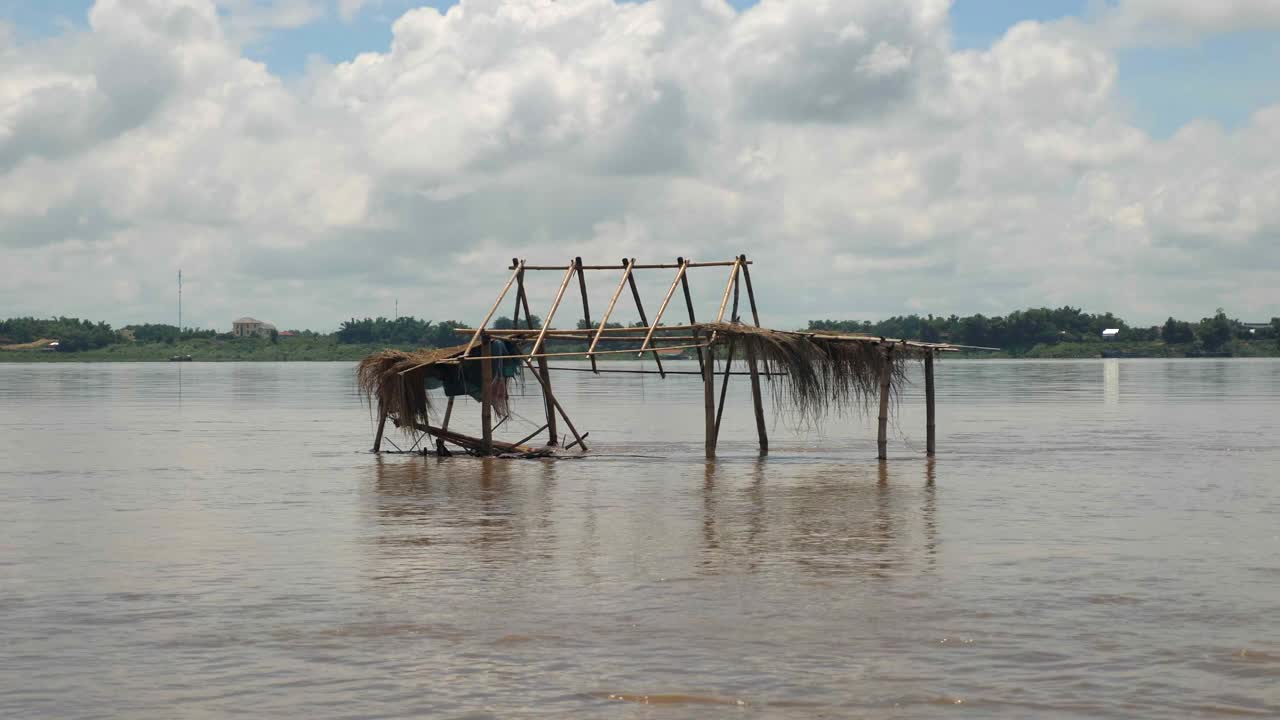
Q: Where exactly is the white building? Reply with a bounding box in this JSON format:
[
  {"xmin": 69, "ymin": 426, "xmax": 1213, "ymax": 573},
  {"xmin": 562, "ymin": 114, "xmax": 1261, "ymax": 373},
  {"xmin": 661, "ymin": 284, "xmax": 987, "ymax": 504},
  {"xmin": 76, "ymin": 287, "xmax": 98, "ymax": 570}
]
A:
[
  {"xmin": 232, "ymin": 317, "xmax": 277, "ymax": 338},
  {"xmin": 1101, "ymin": 328, "xmax": 1120, "ymax": 340}
]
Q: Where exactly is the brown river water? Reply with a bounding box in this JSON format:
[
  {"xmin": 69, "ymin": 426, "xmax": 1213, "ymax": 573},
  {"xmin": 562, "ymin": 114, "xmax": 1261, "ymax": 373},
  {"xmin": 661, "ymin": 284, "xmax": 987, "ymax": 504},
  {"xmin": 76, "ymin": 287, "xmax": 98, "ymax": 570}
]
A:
[{"xmin": 1, "ymin": 359, "xmax": 1278, "ymax": 718}]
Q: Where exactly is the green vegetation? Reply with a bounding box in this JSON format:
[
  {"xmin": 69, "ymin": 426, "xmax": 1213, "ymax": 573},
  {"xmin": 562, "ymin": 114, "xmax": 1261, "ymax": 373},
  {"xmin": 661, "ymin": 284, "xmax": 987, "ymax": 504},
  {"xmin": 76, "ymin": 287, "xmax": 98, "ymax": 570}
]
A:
[
  {"xmin": 2, "ymin": 308, "xmax": 1277, "ymax": 362},
  {"xmin": 809, "ymin": 308, "xmax": 1280, "ymax": 358}
]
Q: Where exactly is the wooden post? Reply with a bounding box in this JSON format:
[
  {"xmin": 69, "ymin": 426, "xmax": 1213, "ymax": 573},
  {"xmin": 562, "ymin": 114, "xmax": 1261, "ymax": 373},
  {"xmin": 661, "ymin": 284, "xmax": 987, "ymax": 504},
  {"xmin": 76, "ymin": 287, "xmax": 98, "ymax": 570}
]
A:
[
  {"xmin": 517, "ymin": 274, "xmax": 558, "ymax": 445},
  {"xmin": 520, "ymin": 358, "xmax": 588, "ymax": 451},
  {"xmin": 877, "ymin": 349, "xmax": 892, "ymax": 461},
  {"xmin": 372, "ymin": 408, "xmax": 388, "ymax": 452},
  {"xmin": 714, "ymin": 337, "xmax": 736, "ymax": 442},
  {"xmin": 480, "ymin": 334, "xmax": 493, "ymax": 456},
  {"xmin": 746, "ymin": 347, "xmax": 768, "ymax": 456},
  {"xmin": 925, "ymin": 352, "xmax": 936, "ymax": 457},
  {"xmin": 625, "ymin": 260, "xmax": 666, "ymax": 376},
  {"xmin": 703, "ymin": 342, "xmax": 717, "ymax": 460},
  {"xmin": 678, "ymin": 256, "xmax": 705, "ymax": 377},
  {"xmin": 574, "ymin": 257, "xmax": 598, "ymax": 373},
  {"xmin": 436, "ymin": 396, "xmax": 455, "ymax": 456},
  {"xmin": 739, "ymin": 255, "xmax": 768, "ymax": 456}
]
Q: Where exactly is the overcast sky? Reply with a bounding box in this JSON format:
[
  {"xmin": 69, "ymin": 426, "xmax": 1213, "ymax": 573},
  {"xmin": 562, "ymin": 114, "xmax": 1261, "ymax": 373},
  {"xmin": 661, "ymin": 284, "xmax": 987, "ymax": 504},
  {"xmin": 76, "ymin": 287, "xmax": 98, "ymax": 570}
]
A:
[{"xmin": 3, "ymin": 0, "xmax": 1278, "ymax": 332}]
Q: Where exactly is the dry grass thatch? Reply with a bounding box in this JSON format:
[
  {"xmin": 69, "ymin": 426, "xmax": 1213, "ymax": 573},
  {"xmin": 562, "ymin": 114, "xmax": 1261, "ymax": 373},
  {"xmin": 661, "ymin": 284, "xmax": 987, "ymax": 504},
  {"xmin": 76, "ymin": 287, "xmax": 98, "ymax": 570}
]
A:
[
  {"xmin": 696, "ymin": 323, "xmax": 919, "ymax": 423},
  {"xmin": 356, "ymin": 345, "xmax": 465, "ymax": 431}
]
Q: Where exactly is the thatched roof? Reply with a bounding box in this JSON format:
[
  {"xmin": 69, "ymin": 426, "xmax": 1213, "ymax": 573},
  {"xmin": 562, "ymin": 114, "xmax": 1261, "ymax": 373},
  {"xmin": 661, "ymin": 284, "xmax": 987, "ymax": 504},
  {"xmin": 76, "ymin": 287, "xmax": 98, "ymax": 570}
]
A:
[{"xmin": 355, "ymin": 344, "xmax": 469, "ymax": 431}]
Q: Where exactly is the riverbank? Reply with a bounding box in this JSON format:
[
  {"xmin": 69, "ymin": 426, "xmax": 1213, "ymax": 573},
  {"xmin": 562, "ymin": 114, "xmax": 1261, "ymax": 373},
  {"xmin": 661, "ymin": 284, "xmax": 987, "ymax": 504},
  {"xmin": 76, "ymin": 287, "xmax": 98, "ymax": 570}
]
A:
[{"xmin": 3, "ymin": 336, "xmax": 1278, "ymax": 362}]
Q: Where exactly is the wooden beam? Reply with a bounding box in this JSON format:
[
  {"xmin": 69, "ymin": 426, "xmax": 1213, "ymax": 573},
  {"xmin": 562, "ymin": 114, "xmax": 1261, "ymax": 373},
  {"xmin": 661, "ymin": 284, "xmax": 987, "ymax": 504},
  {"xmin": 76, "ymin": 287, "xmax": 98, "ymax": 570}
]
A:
[
  {"xmin": 925, "ymin": 352, "xmax": 936, "ymax": 457},
  {"xmin": 588, "ymin": 259, "xmax": 634, "ymax": 362},
  {"xmin": 520, "ymin": 358, "xmax": 588, "ymax": 451},
  {"xmin": 515, "ymin": 261, "xmax": 752, "ymax": 271},
  {"xmin": 463, "ymin": 263, "xmax": 522, "ymax": 358},
  {"xmin": 437, "ymin": 396, "xmax": 455, "ymax": 456},
  {"xmin": 531, "ymin": 261, "xmax": 578, "ymax": 356},
  {"xmin": 457, "ymin": 325, "xmax": 697, "ymax": 336},
  {"xmin": 516, "ymin": 278, "xmax": 558, "ymax": 446},
  {"xmin": 574, "ymin": 257, "xmax": 598, "ymax": 373},
  {"xmin": 746, "ymin": 345, "xmax": 768, "ymax": 456},
  {"xmin": 714, "ymin": 258, "xmax": 742, "ymax": 323},
  {"xmin": 713, "ymin": 337, "xmax": 736, "ymax": 442},
  {"xmin": 372, "ymin": 408, "xmax": 388, "ymax": 452},
  {"xmin": 739, "ymin": 254, "xmax": 762, "ymax": 327},
  {"xmin": 703, "ymin": 344, "xmax": 717, "ymax": 460},
  {"xmin": 542, "ymin": 365, "xmax": 788, "ymax": 377},
  {"xmin": 640, "ymin": 260, "xmax": 689, "ymax": 355},
  {"xmin": 480, "ymin": 334, "xmax": 493, "ymax": 456},
  {"xmin": 877, "ymin": 349, "xmax": 893, "ymax": 461},
  {"xmin": 677, "ymin": 256, "xmax": 705, "ymax": 377},
  {"xmin": 625, "ymin": 264, "xmax": 666, "ymax": 376}
]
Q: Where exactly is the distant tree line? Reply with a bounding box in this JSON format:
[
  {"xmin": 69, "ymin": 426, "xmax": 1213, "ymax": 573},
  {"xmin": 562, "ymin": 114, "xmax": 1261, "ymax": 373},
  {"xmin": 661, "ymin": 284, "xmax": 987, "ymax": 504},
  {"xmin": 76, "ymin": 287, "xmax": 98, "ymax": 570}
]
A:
[{"xmin": 808, "ymin": 308, "xmax": 1280, "ymax": 353}]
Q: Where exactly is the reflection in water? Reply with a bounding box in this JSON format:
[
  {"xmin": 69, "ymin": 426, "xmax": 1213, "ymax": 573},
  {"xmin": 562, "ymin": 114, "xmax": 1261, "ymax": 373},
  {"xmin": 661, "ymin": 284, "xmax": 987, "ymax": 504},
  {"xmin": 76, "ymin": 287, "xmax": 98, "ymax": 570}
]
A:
[{"xmin": 1104, "ymin": 359, "xmax": 1120, "ymax": 405}]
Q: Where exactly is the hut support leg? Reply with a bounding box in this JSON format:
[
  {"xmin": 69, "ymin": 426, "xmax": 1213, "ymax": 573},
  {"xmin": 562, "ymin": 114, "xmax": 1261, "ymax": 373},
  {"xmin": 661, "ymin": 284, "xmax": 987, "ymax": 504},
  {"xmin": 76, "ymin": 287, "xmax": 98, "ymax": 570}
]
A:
[
  {"xmin": 517, "ymin": 276, "xmax": 559, "ymax": 445},
  {"xmin": 373, "ymin": 408, "xmax": 387, "ymax": 453},
  {"xmin": 713, "ymin": 338, "xmax": 736, "ymax": 442},
  {"xmin": 480, "ymin": 336, "xmax": 493, "ymax": 456},
  {"xmin": 522, "ymin": 359, "xmax": 588, "ymax": 451},
  {"xmin": 436, "ymin": 396, "xmax": 455, "ymax": 457},
  {"xmin": 678, "ymin": 257, "xmax": 704, "ymax": 377},
  {"xmin": 747, "ymin": 346, "xmax": 768, "ymax": 456},
  {"xmin": 877, "ymin": 350, "xmax": 892, "ymax": 461},
  {"xmin": 925, "ymin": 353, "xmax": 936, "ymax": 457},
  {"xmin": 703, "ymin": 345, "xmax": 717, "ymax": 459}
]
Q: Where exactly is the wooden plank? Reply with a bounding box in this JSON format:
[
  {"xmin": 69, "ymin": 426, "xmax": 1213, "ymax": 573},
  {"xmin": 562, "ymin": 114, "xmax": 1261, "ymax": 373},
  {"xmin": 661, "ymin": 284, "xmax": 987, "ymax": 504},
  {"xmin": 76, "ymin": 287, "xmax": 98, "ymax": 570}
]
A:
[
  {"xmin": 480, "ymin": 335, "xmax": 493, "ymax": 456},
  {"xmin": 574, "ymin": 257, "xmax": 598, "ymax": 373},
  {"xmin": 925, "ymin": 352, "xmax": 936, "ymax": 457}
]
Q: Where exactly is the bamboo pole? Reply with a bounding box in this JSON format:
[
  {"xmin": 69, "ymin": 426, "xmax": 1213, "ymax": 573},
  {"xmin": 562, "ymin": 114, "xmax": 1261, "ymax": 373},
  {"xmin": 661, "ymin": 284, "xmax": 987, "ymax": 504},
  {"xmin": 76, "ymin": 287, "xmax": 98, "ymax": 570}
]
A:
[
  {"xmin": 520, "ymin": 358, "xmax": 588, "ymax": 451},
  {"xmin": 746, "ymin": 345, "xmax": 768, "ymax": 457},
  {"xmin": 510, "ymin": 258, "xmax": 524, "ymax": 329},
  {"xmin": 480, "ymin": 334, "xmax": 493, "ymax": 456},
  {"xmin": 437, "ymin": 396, "xmax": 455, "ymax": 456},
  {"xmin": 713, "ymin": 337, "xmax": 736, "ymax": 442},
  {"xmin": 640, "ymin": 260, "xmax": 689, "ymax": 355},
  {"xmin": 516, "ymin": 277, "xmax": 558, "ymax": 446},
  {"xmin": 458, "ymin": 325, "xmax": 697, "ymax": 336},
  {"xmin": 516, "ymin": 261, "xmax": 751, "ymax": 271},
  {"xmin": 739, "ymin": 254, "xmax": 762, "ymax": 327},
  {"xmin": 456, "ymin": 341, "xmax": 708, "ymax": 362},
  {"xmin": 925, "ymin": 352, "xmax": 936, "ymax": 457},
  {"xmin": 625, "ymin": 263, "xmax": 667, "ymax": 376},
  {"xmin": 544, "ymin": 366, "xmax": 787, "ymax": 377},
  {"xmin": 464, "ymin": 263, "xmax": 522, "ymax": 358},
  {"xmin": 877, "ymin": 349, "xmax": 893, "ymax": 461},
  {"xmin": 531, "ymin": 261, "xmax": 578, "ymax": 356},
  {"xmin": 703, "ymin": 343, "xmax": 717, "ymax": 460},
  {"xmin": 677, "ymin": 256, "xmax": 705, "ymax": 377},
  {"xmin": 714, "ymin": 258, "xmax": 742, "ymax": 323},
  {"xmin": 372, "ymin": 408, "xmax": 388, "ymax": 452},
  {"xmin": 588, "ymin": 259, "xmax": 634, "ymax": 360},
  {"xmin": 574, "ymin": 257, "xmax": 598, "ymax": 373}
]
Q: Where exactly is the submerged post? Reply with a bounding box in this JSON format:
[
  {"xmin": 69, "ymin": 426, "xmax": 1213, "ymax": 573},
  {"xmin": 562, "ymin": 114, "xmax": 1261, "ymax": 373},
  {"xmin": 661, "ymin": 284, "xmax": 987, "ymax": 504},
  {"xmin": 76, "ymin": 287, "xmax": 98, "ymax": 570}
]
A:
[
  {"xmin": 437, "ymin": 396, "xmax": 455, "ymax": 456},
  {"xmin": 740, "ymin": 255, "xmax": 768, "ymax": 456},
  {"xmin": 480, "ymin": 334, "xmax": 493, "ymax": 456},
  {"xmin": 925, "ymin": 352, "xmax": 936, "ymax": 457},
  {"xmin": 877, "ymin": 348, "xmax": 893, "ymax": 461},
  {"xmin": 373, "ymin": 408, "xmax": 388, "ymax": 453},
  {"xmin": 703, "ymin": 344, "xmax": 717, "ymax": 459}
]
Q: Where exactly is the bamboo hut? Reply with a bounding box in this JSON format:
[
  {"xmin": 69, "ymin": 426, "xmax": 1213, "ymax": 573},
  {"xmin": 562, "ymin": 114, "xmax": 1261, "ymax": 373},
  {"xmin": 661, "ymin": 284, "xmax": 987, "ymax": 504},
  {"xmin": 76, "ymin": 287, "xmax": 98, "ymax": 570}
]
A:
[{"xmin": 357, "ymin": 256, "xmax": 979, "ymax": 460}]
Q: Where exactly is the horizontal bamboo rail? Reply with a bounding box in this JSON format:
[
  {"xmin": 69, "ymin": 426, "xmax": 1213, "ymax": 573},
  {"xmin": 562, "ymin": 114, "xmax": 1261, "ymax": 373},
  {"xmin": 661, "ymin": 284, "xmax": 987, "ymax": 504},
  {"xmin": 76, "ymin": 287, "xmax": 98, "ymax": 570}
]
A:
[
  {"xmin": 544, "ymin": 366, "xmax": 789, "ymax": 377},
  {"xmin": 513, "ymin": 261, "xmax": 752, "ymax": 271},
  {"xmin": 451, "ymin": 342, "xmax": 709, "ymax": 363},
  {"xmin": 454, "ymin": 326, "xmax": 696, "ymax": 336}
]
